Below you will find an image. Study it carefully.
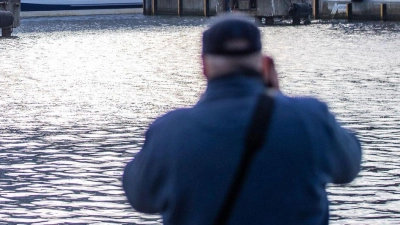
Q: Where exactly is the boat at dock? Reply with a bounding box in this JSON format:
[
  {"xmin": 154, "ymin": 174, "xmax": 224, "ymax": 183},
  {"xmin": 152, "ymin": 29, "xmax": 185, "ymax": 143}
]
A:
[{"xmin": 21, "ymin": 0, "xmax": 142, "ymax": 11}]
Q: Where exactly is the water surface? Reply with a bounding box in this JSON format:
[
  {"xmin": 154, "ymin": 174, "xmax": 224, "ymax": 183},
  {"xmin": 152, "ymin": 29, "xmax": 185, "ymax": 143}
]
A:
[{"xmin": 1, "ymin": 14, "xmax": 400, "ymax": 224}]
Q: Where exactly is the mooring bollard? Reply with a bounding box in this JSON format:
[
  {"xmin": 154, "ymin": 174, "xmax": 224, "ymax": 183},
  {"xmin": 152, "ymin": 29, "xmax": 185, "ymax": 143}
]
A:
[
  {"xmin": 381, "ymin": 4, "xmax": 387, "ymax": 21},
  {"xmin": 0, "ymin": 11, "xmax": 14, "ymax": 28},
  {"xmin": 346, "ymin": 3, "xmax": 352, "ymax": 21},
  {"xmin": 0, "ymin": 0, "xmax": 21, "ymax": 37}
]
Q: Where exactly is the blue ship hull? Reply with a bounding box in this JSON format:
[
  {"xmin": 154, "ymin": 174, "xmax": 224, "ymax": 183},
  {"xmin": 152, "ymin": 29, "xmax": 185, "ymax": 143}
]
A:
[{"xmin": 21, "ymin": 1, "xmax": 142, "ymax": 11}]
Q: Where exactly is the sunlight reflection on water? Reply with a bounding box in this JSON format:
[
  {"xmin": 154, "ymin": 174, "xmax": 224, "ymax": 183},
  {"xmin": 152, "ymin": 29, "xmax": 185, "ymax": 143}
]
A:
[{"xmin": 0, "ymin": 14, "xmax": 400, "ymax": 224}]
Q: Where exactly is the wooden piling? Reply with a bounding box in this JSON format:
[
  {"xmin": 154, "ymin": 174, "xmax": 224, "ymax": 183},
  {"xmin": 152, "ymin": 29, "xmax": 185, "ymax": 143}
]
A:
[
  {"xmin": 313, "ymin": 0, "xmax": 319, "ymax": 19},
  {"xmin": 178, "ymin": 0, "xmax": 182, "ymax": 16},
  {"xmin": 381, "ymin": 4, "xmax": 387, "ymax": 21},
  {"xmin": 152, "ymin": 0, "xmax": 157, "ymax": 15},
  {"xmin": 143, "ymin": 0, "xmax": 150, "ymax": 15},
  {"xmin": 204, "ymin": 0, "xmax": 210, "ymax": 17},
  {"xmin": 2, "ymin": 28, "xmax": 12, "ymax": 37},
  {"xmin": 346, "ymin": 3, "xmax": 352, "ymax": 21}
]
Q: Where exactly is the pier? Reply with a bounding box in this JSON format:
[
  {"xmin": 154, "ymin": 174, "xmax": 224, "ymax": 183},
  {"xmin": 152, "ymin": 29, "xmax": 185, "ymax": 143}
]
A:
[
  {"xmin": 0, "ymin": 0, "xmax": 20, "ymax": 37},
  {"xmin": 144, "ymin": 0, "xmax": 400, "ymax": 22},
  {"xmin": 317, "ymin": 0, "xmax": 400, "ymax": 21},
  {"xmin": 3, "ymin": 0, "xmax": 400, "ymax": 37}
]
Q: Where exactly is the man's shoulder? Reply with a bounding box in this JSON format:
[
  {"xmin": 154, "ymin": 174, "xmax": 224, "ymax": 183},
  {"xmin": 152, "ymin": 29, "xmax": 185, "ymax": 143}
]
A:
[
  {"xmin": 150, "ymin": 107, "xmax": 193, "ymax": 129},
  {"xmin": 276, "ymin": 93, "xmax": 329, "ymax": 113},
  {"xmin": 272, "ymin": 93, "xmax": 333, "ymax": 125}
]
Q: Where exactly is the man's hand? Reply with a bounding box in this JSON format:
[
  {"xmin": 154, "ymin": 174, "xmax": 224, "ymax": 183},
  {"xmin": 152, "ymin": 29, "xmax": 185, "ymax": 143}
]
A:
[{"xmin": 262, "ymin": 56, "xmax": 280, "ymax": 90}]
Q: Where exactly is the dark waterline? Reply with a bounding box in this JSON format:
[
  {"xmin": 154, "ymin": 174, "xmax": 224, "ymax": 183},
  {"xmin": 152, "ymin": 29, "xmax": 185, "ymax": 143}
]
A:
[{"xmin": 1, "ymin": 14, "xmax": 400, "ymax": 224}]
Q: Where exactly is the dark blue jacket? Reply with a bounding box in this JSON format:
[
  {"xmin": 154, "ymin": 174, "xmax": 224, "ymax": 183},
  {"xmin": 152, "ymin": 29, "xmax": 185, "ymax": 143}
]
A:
[{"xmin": 123, "ymin": 74, "xmax": 362, "ymax": 225}]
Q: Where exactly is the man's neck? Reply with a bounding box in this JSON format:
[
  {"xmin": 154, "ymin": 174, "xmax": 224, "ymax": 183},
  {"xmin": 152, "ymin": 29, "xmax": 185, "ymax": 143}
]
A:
[{"xmin": 208, "ymin": 67, "xmax": 263, "ymax": 81}]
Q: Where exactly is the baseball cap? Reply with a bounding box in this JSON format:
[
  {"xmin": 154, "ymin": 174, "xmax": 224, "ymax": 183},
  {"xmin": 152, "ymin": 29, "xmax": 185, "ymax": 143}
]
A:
[{"xmin": 202, "ymin": 14, "xmax": 262, "ymax": 56}]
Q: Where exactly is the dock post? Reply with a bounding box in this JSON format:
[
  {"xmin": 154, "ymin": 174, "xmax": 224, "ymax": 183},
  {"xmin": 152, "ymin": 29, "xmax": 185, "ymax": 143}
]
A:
[
  {"xmin": 2, "ymin": 28, "xmax": 12, "ymax": 37},
  {"xmin": 312, "ymin": 0, "xmax": 319, "ymax": 19},
  {"xmin": 204, "ymin": 0, "xmax": 210, "ymax": 17},
  {"xmin": 381, "ymin": 4, "xmax": 387, "ymax": 21},
  {"xmin": 178, "ymin": 0, "xmax": 182, "ymax": 16},
  {"xmin": 143, "ymin": 0, "xmax": 151, "ymax": 15},
  {"xmin": 0, "ymin": 0, "xmax": 19, "ymax": 37},
  {"xmin": 346, "ymin": 3, "xmax": 352, "ymax": 21},
  {"xmin": 152, "ymin": 0, "xmax": 157, "ymax": 15}
]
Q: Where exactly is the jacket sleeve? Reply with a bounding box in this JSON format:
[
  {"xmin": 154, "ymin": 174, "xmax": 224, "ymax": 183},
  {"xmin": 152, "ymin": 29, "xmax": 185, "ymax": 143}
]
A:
[
  {"xmin": 122, "ymin": 122, "xmax": 169, "ymax": 213},
  {"xmin": 322, "ymin": 103, "xmax": 362, "ymax": 184}
]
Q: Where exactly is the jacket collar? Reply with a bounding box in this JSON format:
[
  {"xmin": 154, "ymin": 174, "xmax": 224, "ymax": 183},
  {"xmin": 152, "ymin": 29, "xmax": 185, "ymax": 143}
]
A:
[{"xmin": 198, "ymin": 69, "xmax": 266, "ymax": 103}]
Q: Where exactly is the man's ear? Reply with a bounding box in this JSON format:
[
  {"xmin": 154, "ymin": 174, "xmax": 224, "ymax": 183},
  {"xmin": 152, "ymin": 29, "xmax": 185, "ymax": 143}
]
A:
[
  {"xmin": 262, "ymin": 56, "xmax": 280, "ymax": 90},
  {"xmin": 201, "ymin": 55, "xmax": 212, "ymax": 80}
]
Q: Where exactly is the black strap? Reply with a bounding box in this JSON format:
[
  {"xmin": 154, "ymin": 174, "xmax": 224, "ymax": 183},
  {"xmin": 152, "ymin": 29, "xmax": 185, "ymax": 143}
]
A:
[{"xmin": 214, "ymin": 93, "xmax": 275, "ymax": 225}]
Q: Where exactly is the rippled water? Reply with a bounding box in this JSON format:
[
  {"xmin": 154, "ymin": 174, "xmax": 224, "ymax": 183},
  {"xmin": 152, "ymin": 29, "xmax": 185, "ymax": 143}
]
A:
[{"xmin": 0, "ymin": 14, "xmax": 399, "ymax": 224}]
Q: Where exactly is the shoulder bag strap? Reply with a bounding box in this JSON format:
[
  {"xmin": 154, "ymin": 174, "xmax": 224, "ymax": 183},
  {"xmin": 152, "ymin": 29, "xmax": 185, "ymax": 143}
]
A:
[{"xmin": 213, "ymin": 93, "xmax": 275, "ymax": 225}]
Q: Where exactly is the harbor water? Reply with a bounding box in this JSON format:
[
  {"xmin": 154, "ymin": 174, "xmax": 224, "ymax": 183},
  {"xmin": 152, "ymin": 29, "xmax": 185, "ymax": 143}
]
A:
[{"xmin": 1, "ymin": 14, "xmax": 400, "ymax": 224}]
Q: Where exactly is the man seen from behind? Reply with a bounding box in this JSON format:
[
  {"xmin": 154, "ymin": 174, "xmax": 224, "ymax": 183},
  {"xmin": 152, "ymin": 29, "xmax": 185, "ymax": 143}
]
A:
[{"xmin": 122, "ymin": 13, "xmax": 362, "ymax": 225}]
